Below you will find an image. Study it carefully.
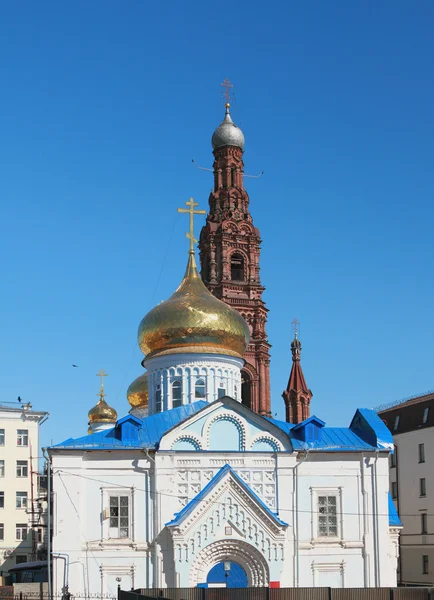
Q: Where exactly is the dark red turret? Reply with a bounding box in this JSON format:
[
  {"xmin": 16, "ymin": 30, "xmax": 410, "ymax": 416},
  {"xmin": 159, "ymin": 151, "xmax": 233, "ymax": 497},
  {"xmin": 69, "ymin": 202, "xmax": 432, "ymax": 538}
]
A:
[
  {"xmin": 282, "ymin": 334, "xmax": 312, "ymax": 423},
  {"xmin": 199, "ymin": 103, "xmax": 271, "ymax": 416}
]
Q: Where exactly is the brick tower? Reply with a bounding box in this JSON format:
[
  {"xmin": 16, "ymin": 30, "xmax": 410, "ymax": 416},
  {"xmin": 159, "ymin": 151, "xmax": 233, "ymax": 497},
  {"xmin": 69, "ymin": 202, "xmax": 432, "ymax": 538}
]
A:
[
  {"xmin": 282, "ymin": 333, "xmax": 312, "ymax": 423},
  {"xmin": 199, "ymin": 103, "xmax": 271, "ymax": 416}
]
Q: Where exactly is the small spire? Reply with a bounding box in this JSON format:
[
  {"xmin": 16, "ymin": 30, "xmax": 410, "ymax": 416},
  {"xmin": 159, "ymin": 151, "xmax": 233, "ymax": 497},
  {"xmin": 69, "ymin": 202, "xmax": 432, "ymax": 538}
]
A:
[{"xmin": 282, "ymin": 322, "xmax": 312, "ymax": 424}]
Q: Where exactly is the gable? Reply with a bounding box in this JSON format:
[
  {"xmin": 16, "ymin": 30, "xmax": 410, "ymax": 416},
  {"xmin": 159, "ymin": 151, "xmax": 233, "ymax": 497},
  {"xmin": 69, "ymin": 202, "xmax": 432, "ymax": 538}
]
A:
[{"xmin": 159, "ymin": 398, "xmax": 292, "ymax": 452}]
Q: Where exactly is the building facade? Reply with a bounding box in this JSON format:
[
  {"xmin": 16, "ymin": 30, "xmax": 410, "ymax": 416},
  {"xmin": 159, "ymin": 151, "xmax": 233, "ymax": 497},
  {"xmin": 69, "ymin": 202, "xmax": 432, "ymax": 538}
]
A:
[
  {"xmin": 379, "ymin": 392, "xmax": 434, "ymax": 585},
  {"xmin": 0, "ymin": 401, "xmax": 48, "ymax": 579}
]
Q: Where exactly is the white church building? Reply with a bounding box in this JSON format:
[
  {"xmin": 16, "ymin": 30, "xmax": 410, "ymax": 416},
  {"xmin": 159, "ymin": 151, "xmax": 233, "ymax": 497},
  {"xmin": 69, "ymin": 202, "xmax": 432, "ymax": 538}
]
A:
[{"xmin": 49, "ymin": 245, "xmax": 401, "ymax": 595}]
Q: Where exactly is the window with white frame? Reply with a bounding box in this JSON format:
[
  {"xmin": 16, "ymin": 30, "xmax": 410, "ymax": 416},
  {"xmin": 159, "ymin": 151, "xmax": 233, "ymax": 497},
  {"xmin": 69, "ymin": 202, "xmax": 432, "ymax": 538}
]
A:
[
  {"xmin": 318, "ymin": 494, "xmax": 339, "ymax": 538},
  {"xmin": 17, "ymin": 430, "xmax": 28, "ymax": 446},
  {"xmin": 16, "ymin": 523, "xmax": 27, "ymax": 541},
  {"xmin": 0, "ymin": 430, "xmax": 4, "ymax": 446},
  {"xmin": 0, "ymin": 461, "xmax": 4, "ymax": 478},
  {"xmin": 155, "ymin": 385, "xmax": 162, "ymax": 413},
  {"xmin": 195, "ymin": 379, "xmax": 206, "ymax": 399},
  {"xmin": 0, "ymin": 492, "xmax": 4, "ymax": 509},
  {"xmin": 16, "ymin": 460, "xmax": 28, "ymax": 478},
  {"xmin": 16, "ymin": 492, "xmax": 27, "ymax": 509},
  {"xmin": 172, "ymin": 380, "xmax": 182, "ymax": 408},
  {"xmin": 109, "ymin": 495, "xmax": 129, "ymax": 538}
]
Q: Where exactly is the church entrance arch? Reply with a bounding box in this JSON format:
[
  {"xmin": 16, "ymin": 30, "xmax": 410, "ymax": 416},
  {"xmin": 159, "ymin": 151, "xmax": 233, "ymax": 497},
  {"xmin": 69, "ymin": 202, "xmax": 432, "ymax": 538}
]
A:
[{"xmin": 189, "ymin": 539, "xmax": 269, "ymax": 587}]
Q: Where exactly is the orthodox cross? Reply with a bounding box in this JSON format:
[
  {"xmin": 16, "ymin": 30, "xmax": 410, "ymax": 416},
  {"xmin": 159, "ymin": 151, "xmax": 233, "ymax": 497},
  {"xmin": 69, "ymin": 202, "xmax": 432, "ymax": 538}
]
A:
[
  {"xmin": 96, "ymin": 369, "xmax": 108, "ymax": 398},
  {"xmin": 291, "ymin": 318, "xmax": 300, "ymax": 339},
  {"xmin": 178, "ymin": 198, "xmax": 206, "ymax": 253},
  {"xmin": 221, "ymin": 78, "xmax": 234, "ymax": 104}
]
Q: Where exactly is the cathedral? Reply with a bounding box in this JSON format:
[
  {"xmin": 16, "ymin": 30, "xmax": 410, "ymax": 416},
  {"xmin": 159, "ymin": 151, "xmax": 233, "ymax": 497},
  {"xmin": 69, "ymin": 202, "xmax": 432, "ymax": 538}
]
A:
[{"xmin": 49, "ymin": 100, "xmax": 400, "ymax": 595}]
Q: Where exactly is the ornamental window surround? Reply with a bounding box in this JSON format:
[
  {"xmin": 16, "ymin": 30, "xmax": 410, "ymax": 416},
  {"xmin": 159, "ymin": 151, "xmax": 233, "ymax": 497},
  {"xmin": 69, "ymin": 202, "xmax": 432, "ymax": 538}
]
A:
[{"xmin": 109, "ymin": 495, "xmax": 130, "ymax": 539}]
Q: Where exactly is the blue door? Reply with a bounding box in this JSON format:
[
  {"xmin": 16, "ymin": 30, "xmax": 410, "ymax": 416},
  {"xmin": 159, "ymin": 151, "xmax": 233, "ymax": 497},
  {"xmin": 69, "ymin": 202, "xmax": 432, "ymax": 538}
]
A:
[{"xmin": 206, "ymin": 561, "xmax": 248, "ymax": 588}]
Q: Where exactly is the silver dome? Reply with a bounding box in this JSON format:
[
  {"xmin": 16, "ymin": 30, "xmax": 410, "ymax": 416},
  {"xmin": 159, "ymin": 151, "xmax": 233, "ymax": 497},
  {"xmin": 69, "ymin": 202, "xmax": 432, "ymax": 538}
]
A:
[{"xmin": 211, "ymin": 104, "xmax": 245, "ymax": 151}]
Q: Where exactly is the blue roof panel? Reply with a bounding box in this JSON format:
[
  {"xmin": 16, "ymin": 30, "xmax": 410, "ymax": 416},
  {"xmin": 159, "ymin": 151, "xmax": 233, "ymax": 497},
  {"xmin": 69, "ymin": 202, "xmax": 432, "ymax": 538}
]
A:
[{"xmin": 52, "ymin": 400, "xmax": 208, "ymax": 450}]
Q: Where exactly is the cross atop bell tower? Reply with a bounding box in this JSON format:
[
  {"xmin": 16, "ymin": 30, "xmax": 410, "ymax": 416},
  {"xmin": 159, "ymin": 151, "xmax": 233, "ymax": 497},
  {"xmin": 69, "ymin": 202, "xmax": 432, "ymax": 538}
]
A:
[{"xmin": 199, "ymin": 87, "xmax": 271, "ymax": 416}]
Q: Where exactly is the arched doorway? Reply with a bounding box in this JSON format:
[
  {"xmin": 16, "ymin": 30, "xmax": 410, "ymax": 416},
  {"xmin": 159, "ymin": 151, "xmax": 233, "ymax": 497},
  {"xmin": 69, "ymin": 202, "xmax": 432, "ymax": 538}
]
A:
[
  {"xmin": 207, "ymin": 561, "xmax": 248, "ymax": 588},
  {"xmin": 189, "ymin": 539, "xmax": 269, "ymax": 587}
]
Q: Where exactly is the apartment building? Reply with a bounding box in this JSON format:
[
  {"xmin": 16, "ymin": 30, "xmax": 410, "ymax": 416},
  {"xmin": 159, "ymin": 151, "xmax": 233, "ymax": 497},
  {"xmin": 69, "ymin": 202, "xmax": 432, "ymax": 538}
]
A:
[
  {"xmin": 379, "ymin": 392, "xmax": 434, "ymax": 586},
  {"xmin": 0, "ymin": 400, "xmax": 48, "ymax": 580}
]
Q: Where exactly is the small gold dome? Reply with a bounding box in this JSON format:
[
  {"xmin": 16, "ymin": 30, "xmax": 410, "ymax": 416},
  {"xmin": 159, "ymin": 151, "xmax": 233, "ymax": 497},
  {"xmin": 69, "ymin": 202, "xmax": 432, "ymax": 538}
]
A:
[
  {"xmin": 138, "ymin": 253, "xmax": 249, "ymax": 359},
  {"xmin": 88, "ymin": 397, "xmax": 117, "ymax": 424},
  {"xmin": 127, "ymin": 372, "xmax": 149, "ymax": 408}
]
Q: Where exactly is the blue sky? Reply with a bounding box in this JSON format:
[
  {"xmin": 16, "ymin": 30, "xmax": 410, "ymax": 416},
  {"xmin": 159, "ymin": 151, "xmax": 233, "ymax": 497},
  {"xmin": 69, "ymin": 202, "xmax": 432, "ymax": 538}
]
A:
[{"xmin": 0, "ymin": 1, "xmax": 433, "ymax": 450}]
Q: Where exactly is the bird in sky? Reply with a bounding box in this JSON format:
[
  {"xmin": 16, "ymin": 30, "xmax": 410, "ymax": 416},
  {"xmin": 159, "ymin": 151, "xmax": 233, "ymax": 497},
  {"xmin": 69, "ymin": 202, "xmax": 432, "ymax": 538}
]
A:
[
  {"xmin": 17, "ymin": 396, "xmax": 22, "ymax": 403},
  {"xmin": 72, "ymin": 365, "xmax": 78, "ymax": 368}
]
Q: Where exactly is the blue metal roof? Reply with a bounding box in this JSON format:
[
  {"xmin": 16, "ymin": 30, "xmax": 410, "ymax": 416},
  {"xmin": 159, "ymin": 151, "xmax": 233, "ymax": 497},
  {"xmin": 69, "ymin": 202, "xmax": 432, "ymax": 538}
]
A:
[
  {"xmin": 388, "ymin": 492, "xmax": 402, "ymax": 527},
  {"xmin": 166, "ymin": 464, "xmax": 288, "ymax": 528},
  {"xmin": 52, "ymin": 401, "xmax": 208, "ymax": 450}
]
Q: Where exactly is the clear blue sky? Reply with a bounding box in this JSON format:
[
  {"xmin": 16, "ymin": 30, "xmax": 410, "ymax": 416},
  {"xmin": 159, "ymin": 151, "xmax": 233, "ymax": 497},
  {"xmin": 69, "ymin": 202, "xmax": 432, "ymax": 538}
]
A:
[{"xmin": 0, "ymin": 1, "xmax": 433, "ymax": 450}]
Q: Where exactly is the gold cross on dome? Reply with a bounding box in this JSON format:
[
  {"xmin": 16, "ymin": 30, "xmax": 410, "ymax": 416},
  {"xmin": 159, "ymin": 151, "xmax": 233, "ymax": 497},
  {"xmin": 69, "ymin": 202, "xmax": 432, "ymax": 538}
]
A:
[
  {"xmin": 221, "ymin": 78, "xmax": 234, "ymax": 104},
  {"xmin": 178, "ymin": 198, "xmax": 206, "ymax": 253},
  {"xmin": 96, "ymin": 369, "xmax": 108, "ymax": 398}
]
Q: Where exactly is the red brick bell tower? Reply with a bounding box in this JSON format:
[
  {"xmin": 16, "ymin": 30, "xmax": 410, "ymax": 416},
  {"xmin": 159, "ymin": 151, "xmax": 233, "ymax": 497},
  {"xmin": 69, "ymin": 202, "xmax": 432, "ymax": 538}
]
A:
[
  {"xmin": 199, "ymin": 102, "xmax": 271, "ymax": 416},
  {"xmin": 282, "ymin": 333, "xmax": 312, "ymax": 424}
]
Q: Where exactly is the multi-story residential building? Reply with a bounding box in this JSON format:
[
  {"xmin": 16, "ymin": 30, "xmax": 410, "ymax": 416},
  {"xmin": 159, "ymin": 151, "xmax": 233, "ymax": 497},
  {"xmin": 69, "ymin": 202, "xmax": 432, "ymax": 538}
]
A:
[
  {"xmin": 0, "ymin": 400, "xmax": 48, "ymax": 581},
  {"xmin": 378, "ymin": 391, "xmax": 434, "ymax": 586}
]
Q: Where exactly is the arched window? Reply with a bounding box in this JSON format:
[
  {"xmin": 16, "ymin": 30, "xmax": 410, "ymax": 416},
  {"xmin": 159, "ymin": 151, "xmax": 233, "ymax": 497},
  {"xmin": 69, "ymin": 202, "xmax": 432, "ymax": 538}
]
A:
[
  {"xmin": 195, "ymin": 379, "xmax": 206, "ymax": 399},
  {"xmin": 172, "ymin": 380, "xmax": 182, "ymax": 408},
  {"xmin": 155, "ymin": 385, "xmax": 162, "ymax": 412},
  {"xmin": 230, "ymin": 253, "xmax": 245, "ymax": 282}
]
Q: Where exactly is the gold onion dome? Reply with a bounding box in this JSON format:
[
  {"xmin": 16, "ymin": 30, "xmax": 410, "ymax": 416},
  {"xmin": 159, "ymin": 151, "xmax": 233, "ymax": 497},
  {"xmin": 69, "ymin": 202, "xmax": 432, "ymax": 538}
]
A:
[
  {"xmin": 88, "ymin": 396, "xmax": 117, "ymax": 424},
  {"xmin": 138, "ymin": 253, "xmax": 250, "ymax": 359},
  {"xmin": 127, "ymin": 372, "xmax": 149, "ymax": 409}
]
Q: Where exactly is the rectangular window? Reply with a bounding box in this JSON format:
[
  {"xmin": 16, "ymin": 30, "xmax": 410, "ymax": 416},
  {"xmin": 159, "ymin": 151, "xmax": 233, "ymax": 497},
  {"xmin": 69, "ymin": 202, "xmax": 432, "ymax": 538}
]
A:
[
  {"xmin": 422, "ymin": 407, "xmax": 429, "ymax": 424},
  {"xmin": 423, "ymin": 555, "xmax": 429, "ymax": 575},
  {"xmin": 16, "ymin": 492, "xmax": 27, "ymax": 509},
  {"xmin": 421, "ymin": 513, "xmax": 427, "ymax": 534},
  {"xmin": 218, "ymin": 387, "xmax": 226, "ymax": 399},
  {"xmin": 420, "ymin": 478, "xmax": 426, "ymax": 497},
  {"xmin": 16, "ymin": 460, "xmax": 28, "ymax": 478},
  {"xmin": 0, "ymin": 524, "xmax": 3, "ymax": 540},
  {"xmin": 17, "ymin": 430, "xmax": 28, "ymax": 446},
  {"xmin": 37, "ymin": 528, "xmax": 43, "ymax": 543},
  {"xmin": 0, "ymin": 460, "xmax": 4, "ymax": 478},
  {"xmin": 419, "ymin": 443, "xmax": 425, "ymax": 463},
  {"xmin": 16, "ymin": 523, "xmax": 27, "ymax": 541},
  {"xmin": 0, "ymin": 492, "xmax": 4, "ymax": 509},
  {"xmin": 390, "ymin": 452, "xmax": 396, "ymax": 468},
  {"xmin": 15, "ymin": 555, "xmax": 27, "ymax": 564},
  {"xmin": 0, "ymin": 429, "xmax": 4, "ymax": 446},
  {"xmin": 393, "ymin": 415, "xmax": 400, "ymax": 431},
  {"xmin": 155, "ymin": 387, "xmax": 162, "ymax": 413},
  {"xmin": 109, "ymin": 495, "xmax": 129, "ymax": 538},
  {"xmin": 318, "ymin": 495, "xmax": 338, "ymax": 537},
  {"xmin": 391, "ymin": 481, "xmax": 398, "ymax": 499}
]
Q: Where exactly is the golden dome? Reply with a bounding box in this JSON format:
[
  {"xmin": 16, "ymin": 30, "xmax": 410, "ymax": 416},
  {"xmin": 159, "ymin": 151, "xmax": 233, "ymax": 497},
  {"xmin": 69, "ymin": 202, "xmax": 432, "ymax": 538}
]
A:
[
  {"xmin": 127, "ymin": 372, "xmax": 149, "ymax": 408},
  {"xmin": 88, "ymin": 396, "xmax": 117, "ymax": 424},
  {"xmin": 138, "ymin": 253, "xmax": 249, "ymax": 359}
]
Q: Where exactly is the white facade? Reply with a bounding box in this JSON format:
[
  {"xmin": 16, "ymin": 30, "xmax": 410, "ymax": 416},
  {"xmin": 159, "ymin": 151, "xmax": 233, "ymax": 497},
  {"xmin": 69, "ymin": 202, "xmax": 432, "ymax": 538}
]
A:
[
  {"xmin": 0, "ymin": 401, "xmax": 48, "ymax": 578},
  {"xmin": 50, "ymin": 397, "xmax": 399, "ymax": 596},
  {"xmin": 144, "ymin": 352, "xmax": 244, "ymax": 413}
]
